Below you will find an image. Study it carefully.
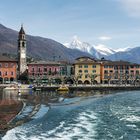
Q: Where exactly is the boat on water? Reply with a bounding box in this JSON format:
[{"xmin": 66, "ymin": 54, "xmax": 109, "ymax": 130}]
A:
[
  {"xmin": 34, "ymin": 87, "xmax": 42, "ymax": 91},
  {"xmin": 57, "ymin": 85, "xmax": 69, "ymax": 92},
  {"xmin": 4, "ymin": 84, "xmax": 33, "ymax": 91}
]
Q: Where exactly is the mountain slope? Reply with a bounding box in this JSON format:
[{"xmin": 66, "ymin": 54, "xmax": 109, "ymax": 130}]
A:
[
  {"xmin": 0, "ymin": 24, "xmax": 91, "ymax": 61},
  {"xmin": 1, "ymin": 23, "xmax": 140, "ymax": 64},
  {"xmin": 107, "ymin": 47, "xmax": 140, "ymax": 64}
]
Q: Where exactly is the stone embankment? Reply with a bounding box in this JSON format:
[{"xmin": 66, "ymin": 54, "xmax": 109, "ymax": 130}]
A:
[
  {"xmin": 34, "ymin": 84, "xmax": 140, "ymax": 91},
  {"xmin": 1, "ymin": 84, "xmax": 140, "ymax": 91}
]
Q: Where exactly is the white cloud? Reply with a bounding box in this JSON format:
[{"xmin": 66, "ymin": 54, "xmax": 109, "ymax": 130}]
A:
[
  {"xmin": 98, "ymin": 36, "xmax": 112, "ymax": 41},
  {"xmin": 119, "ymin": 0, "xmax": 140, "ymax": 17}
]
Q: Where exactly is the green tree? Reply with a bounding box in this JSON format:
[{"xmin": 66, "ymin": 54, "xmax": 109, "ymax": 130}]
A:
[
  {"xmin": 72, "ymin": 73, "xmax": 82, "ymax": 86},
  {"xmin": 88, "ymin": 74, "xmax": 99, "ymax": 85}
]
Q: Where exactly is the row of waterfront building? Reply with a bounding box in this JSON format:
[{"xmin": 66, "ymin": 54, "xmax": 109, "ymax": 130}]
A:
[
  {"xmin": 1, "ymin": 55, "xmax": 140, "ymax": 85},
  {"xmin": 0, "ymin": 25, "xmax": 140, "ymax": 85}
]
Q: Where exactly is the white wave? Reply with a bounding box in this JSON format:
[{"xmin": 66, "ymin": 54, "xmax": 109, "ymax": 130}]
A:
[
  {"xmin": 126, "ymin": 124, "xmax": 137, "ymax": 128},
  {"xmin": 47, "ymin": 121, "xmax": 65, "ymax": 135},
  {"xmin": 120, "ymin": 115, "xmax": 140, "ymax": 122},
  {"xmin": 2, "ymin": 128, "xmax": 27, "ymax": 140},
  {"xmin": 2, "ymin": 110, "xmax": 98, "ymax": 140},
  {"xmin": 46, "ymin": 110, "xmax": 98, "ymax": 139},
  {"xmin": 31, "ymin": 105, "xmax": 49, "ymax": 119}
]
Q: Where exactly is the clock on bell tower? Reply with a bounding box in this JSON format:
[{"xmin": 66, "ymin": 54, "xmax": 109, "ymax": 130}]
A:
[{"xmin": 18, "ymin": 24, "xmax": 27, "ymax": 76}]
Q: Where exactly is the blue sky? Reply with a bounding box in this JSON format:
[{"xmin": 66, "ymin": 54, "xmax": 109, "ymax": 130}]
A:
[{"xmin": 0, "ymin": 0, "xmax": 140, "ymax": 49}]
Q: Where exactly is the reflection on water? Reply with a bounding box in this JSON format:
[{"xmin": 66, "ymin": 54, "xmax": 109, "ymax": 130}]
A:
[
  {"xmin": 0, "ymin": 90, "xmax": 23, "ymax": 134},
  {"xmin": 0, "ymin": 89, "xmax": 140, "ymax": 140},
  {"xmin": 0, "ymin": 89, "xmax": 110, "ymax": 134}
]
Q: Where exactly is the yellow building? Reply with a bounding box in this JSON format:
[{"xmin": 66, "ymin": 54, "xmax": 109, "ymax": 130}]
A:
[{"xmin": 74, "ymin": 57, "xmax": 101, "ymax": 84}]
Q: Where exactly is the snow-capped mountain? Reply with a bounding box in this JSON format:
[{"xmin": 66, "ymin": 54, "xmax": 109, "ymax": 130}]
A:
[
  {"xmin": 115, "ymin": 47, "xmax": 132, "ymax": 52},
  {"xmin": 94, "ymin": 44, "xmax": 115, "ymax": 56},
  {"xmin": 64, "ymin": 36, "xmax": 140, "ymax": 63},
  {"xmin": 64, "ymin": 36, "xmax": 92, "ymax": 53},
  {"xmin": 64, "ymin": 36, "xmax": 116, "ymax": 58}
]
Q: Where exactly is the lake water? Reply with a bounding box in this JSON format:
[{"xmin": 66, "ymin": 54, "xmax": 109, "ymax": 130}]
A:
[{"xmin": 0, "ymin": 89, "xmax": 140, "ymax": 140}]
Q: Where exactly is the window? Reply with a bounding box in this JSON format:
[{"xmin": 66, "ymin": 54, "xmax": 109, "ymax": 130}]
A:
[
  {"xmin": 0, "ymin": 71, "xmax": 1, "ymax": 76},
  {"xmin": 79, "ymin": 70, "xmax": 82, "ymax": 73},
  {"xmin": 32, "ymin": 68, "xmax": 34, "ymax": 72},
  {"xmin": 115, "ymin": 71, "xmax": 118, "ymax": 74},
  {"xmin": 84, "ymin": 65, "xmax": 88, "ymax": 68},
  {"xmin": 109, "ymin": 65, "xmax": 113, "ymax": 68},
  {"xmin": 85, "ymin": 75, "xmax": 88, "ymax": 78},
  {"xmin": 0, "ymin": 63, "xmax": 2, "ymax": 67},
  {"xmin": 92, "ymin": 65, "xmax": 96, "ymax": 68},
  {"xmin": 125, "ymin": 71, "xmax": 129, "ymax": 74},
  {"xmin": 92, "ymin": 70, "xmax": 96, "ymax": 73},
  {"xmin": 130, "ymin": 66, "xmax": 134, "ymax": 68},
  {"xmin": 110, "ymin": 70, "xmax": 113, "ymax": 73},
  {"xmin": 114, "ymin": 75, "xmax": 118, "ymax": 79},
  {"xmin": 38, "ymin": 68, "xmax": 41, "ymax": 72},
  {"xmin": 61, "ymin": 67, "xmax": 66, "ymax": 75},
  {"xmin": 11, "ymin": 72, "xmax": 14, "ymax": 75},
  {"xmin": 79, "ymin": 65, "xmax": 82, "ymax": 68},
  {"xmin": 136, "ymin": 70, "xmax": 139, "ymax": 74},
  {"xmin": 104, "ymin": 65, "xmax": 108, "ymax": 68},
  {"xmin": 114, "ymin": 66, "xmax": 118, "ymax": 70},
  {"xmin": 130, "ymin": 70, "xmax": 134, "ymax": 73},
  {"xmin": 104, "ymin": 75, "xmax": 108, "ymax": 79},
  {"xmin": 5, "ymin": 63, "xmax": 8, "ymax": 67},
  {"xmin": 104, "ymin": 70, "xmax": 108, "ymax": 74},
  {"xmin": 84, "ymin": 70, "xmax": 88, "ymax": 73},
  {"xmin": 79, "ymin": 75, "xmax": 82, "ymax": 78},
  {"xmin": 22, "ymin": 42, "xmax": 25, "ymax": 47},
  {"xmin": 136, "ymin": 65, "xmax": 139, "ymax": 68},
  {"xmin": 44, "ymin": 67, "xmax": 47, "ymax": 72},
  {"xmin": 5, "ymin": 72, "xmax": 8, "ymax": 75},
  {"xmin": 49, "ymin": 68, "xmax": 51, "ymax": 75}
]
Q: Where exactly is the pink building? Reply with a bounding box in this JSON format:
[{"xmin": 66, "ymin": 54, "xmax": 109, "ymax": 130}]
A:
[{"xmin": 28, "ymin": 61, "xmax": 61, "ymax": 83}]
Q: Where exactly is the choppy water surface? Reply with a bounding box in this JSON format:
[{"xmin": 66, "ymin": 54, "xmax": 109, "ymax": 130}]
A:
[{"xmin": 0, "ymin": 90, "xmax": 140, "ymax": 140}]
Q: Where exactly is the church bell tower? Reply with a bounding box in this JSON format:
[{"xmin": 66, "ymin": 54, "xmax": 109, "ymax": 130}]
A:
[{"xmin": 18, "ymin": 25, "xmax": 27, "ymax": 76}]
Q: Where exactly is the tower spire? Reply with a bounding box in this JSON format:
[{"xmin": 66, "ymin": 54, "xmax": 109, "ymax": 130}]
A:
[
  {"xmin": 19, "ymin": 24, "xmax": 25, "ymax": 34},
  {"xmin": 19, "ymin": 24, "xmax": 25, "ymax": 40},
  {"xmin": 18, "ymin": 25, "xmax": 27, "ymax": 76}
]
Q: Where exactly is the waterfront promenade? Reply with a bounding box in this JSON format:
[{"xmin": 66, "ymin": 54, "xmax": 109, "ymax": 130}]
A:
[
  {"xmin": 1, "ymin": 84, "xmax": 140, "ymax": 91},
  {"xmin": 34, "ymin": 84, "xmax": 140, "ymax": 91}
]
